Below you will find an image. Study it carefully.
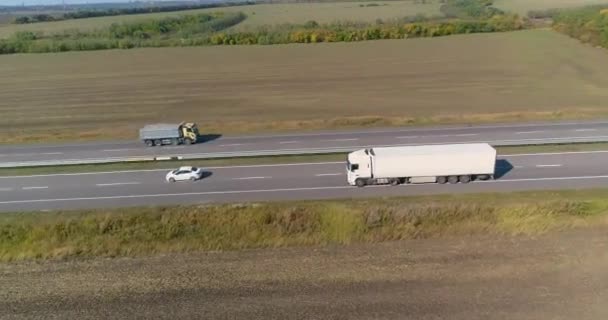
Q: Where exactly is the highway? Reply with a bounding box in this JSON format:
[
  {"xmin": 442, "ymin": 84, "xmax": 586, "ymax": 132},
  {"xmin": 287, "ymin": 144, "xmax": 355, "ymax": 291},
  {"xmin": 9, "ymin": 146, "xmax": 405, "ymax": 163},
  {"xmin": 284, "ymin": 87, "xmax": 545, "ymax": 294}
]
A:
[
  {"xmin": 2, "ymin": 120, "xmax": 608, "ymax": 167},
  {"xmin": 1, "ymin": 150, "xmax": 608, "ymax": 212}
]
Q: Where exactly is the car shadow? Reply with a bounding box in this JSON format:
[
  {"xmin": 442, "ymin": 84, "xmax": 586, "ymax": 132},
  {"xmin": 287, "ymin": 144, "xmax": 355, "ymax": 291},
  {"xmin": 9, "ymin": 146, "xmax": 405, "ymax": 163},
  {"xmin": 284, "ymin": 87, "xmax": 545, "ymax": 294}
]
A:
[
  {"xmin": 200, "ymin": 171, "xmax": 213, "ymax": 180},
  {"xmin": 196, "ymin": 134, "xmax": 222, "ymax": 144},
  {"xmin": 494, "ymin": 159, "xmax": 514, "ymax": 179}
]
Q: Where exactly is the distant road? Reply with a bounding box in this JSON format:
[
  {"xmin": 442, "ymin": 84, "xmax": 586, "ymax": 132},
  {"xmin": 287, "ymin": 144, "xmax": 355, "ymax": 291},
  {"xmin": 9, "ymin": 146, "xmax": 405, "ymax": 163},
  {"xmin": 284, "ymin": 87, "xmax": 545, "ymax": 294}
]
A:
[
  {"xmin": 2, "ymin": 149, "xmax": 608, "ymax": 211},
  {"xmin": 2, "ymin": 120, "xmax": 608, "ymax": 167}
]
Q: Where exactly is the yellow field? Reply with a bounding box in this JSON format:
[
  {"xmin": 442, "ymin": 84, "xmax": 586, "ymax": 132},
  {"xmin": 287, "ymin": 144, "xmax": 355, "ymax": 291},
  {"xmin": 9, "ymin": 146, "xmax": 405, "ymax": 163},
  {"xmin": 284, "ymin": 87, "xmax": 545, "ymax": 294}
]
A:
[
  {"xmin": 0, "ymin": 1, "xmax": 441, "ymax": 38},
  {"xmin": 1, "ymin": 29, "xmax": 608, "ymax": 143}
]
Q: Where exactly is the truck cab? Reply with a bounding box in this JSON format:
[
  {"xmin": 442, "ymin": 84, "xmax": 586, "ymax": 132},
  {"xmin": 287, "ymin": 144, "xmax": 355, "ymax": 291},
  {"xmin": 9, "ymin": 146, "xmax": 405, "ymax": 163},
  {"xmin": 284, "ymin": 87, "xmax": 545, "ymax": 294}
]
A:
[
  {"xmin": 180, "ymin": 122, "xmax": 199, "ymax": 144},
  {"xmin": 347, "ymin": 149, "xmax": 372, "ymax": 186}
]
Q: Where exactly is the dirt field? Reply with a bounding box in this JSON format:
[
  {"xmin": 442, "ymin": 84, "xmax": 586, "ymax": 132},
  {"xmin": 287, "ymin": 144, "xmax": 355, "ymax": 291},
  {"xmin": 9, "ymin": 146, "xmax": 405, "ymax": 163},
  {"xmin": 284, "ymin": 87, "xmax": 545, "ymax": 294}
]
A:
[
  {"xmin": 1, "ymin": 29, "xmax": 608, "ymax": 143},
  {"xmin": 2, "ymin": 226, "xmax": 607, "ymax": 319},
  {"xmin": 0, "ymin": 1, "xmax": 441, "ymax": 38}
]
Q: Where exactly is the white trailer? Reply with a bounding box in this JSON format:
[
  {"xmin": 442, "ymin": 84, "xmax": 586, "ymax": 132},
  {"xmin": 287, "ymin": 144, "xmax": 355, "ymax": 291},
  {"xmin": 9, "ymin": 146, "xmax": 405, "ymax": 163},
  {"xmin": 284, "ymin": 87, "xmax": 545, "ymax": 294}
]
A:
[{"xmin": 346, "ymin": 143, "xmax": 497, "ymax": 187}]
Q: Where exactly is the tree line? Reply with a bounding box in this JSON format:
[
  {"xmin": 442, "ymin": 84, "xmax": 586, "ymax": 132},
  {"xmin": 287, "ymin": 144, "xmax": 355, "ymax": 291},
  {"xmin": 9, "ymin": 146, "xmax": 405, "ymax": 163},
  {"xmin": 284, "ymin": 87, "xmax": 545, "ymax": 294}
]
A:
[
  {"xmin": 0, "ymin": 11, "xmax": 526, "ymax": 55},
  {"xmin": 549, "ymin": 5, "xmax": 608, "ymax": 48},
  {"xmin": 12, "ymin": 1, "xmax": 256, "ymax": 24}
]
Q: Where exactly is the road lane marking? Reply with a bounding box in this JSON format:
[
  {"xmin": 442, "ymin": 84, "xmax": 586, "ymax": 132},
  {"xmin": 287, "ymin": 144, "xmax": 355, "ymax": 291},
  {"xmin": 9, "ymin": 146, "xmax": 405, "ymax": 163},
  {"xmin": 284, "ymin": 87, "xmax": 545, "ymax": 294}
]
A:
[
  {"xmin": 234, "ymin": 176, "xmax": 270, "ymax": 180},
  {"xmin": 315, "ymin": 173, "xmax": 343, "ymax": 176},
  {"xmin": 436, "ymin": 133, "xmax": 478, "ymax": 137},
  {"xmin": 515, "ymin": 131, "xmax": 545, "ymax": 134},
  {"xmin": 279, "ymin": 141, "xmax": 300, "ymax": 144},
  {"xmin": 103, "ymin": 148, "xmax": 136, "ymax": 152},
  {"xmin": 41, "ymin": 152, "xmax": 63, "ymax": 155},
  {"xmin": 96, "ymin": 182, "xmax": 141, "ymax": 187},
  {"xmin": 0, "ymin": 162, "xmax": 345, "ymax": 178},
  {"xmin": 22, "ymin": 186, "xmax": 48, "ymax": 190},
  {"xmin": 0, "ymin": 188, "xmax": 13, "ymax": 191},
  {"xmin": 535, "ymin": 164, "xmax": 562, "ymax": 168},
  {"xmin": 396, "ymin": 136, "xmax": 419, "ymax": 139},
  {"xmin": 323, "ymin": 138, "xmax": 359, "ymax": 142},
  {"xmin": 575, "ymin": 129, "xmax": 597, "ymax": 132},
  {"xmin": 6, "ymin": 174, "xmax": 608, "ymax": 205},
  {"xmin": 219, "ymin": 144, "xmax": 244, "ymax": 147}
]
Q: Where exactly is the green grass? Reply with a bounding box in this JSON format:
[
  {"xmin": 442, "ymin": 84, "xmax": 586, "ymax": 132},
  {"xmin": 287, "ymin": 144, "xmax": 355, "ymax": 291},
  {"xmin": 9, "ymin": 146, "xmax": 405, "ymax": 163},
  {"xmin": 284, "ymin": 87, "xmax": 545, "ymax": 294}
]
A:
[
  {"xmin": 1, "ymin": 142, "xmax": 608, "ymax": 177},
  {"xmin": 0, "ymin": 1, "xmax": 442, "ymax": 39},
  {"xmin": 1, "ymin": 29, "xmax": 608, "ymax": 144},
  {"xmin": 2, "ymin": 188, "xmax": 608, "ymax": 261}
]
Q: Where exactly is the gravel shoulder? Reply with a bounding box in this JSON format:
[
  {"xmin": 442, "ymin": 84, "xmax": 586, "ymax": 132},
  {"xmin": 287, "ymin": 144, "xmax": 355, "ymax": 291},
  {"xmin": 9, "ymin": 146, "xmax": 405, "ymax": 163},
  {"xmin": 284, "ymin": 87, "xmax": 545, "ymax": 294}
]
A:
[{"xmin": 2, "ymin": 226, "xmax": 608, "ymax": 319}]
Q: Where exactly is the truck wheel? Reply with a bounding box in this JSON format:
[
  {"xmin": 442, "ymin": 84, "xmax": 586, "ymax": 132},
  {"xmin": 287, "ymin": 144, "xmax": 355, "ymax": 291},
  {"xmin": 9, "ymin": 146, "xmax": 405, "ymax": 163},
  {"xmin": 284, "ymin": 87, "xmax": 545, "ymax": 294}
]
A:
[
  {"xmin": 448, "ymin": 176, "xmax": 459, "ymax": 184},
  {"xmin": 355, "ymin": 179, "xmax": 366, "ymax": 188},
  {"xmin": 437, "ymin": 176, "xmax": 447, "ymax": 184},
  {"xmin": 172, "ymin": 138, "xmax": 179, "ymax": 146},
  {"xmin": 390, "ymin": 179, "xmax": 399, "ymax": 186},
  {"xmin": 145, "ymin": 140, "xmax": 154, "ymax": 147},
  {"xmin": 184, "ymin": 138, "xmax": 192, "ymax": 145},
  {"xmin": 154, "ymin": 139, "xmax": 162, "ymax": 146},
  {"xmin": 459, "ymin": 175, "xmax": 471, "ymax": 184}
]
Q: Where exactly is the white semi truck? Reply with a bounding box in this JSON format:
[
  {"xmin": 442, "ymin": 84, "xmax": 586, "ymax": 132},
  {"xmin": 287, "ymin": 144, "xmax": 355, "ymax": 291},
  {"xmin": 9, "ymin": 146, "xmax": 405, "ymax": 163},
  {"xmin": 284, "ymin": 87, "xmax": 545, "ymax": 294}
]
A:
[{"xmin": 347, "ymin": 143, "xmax": 497, "ymax": 187}]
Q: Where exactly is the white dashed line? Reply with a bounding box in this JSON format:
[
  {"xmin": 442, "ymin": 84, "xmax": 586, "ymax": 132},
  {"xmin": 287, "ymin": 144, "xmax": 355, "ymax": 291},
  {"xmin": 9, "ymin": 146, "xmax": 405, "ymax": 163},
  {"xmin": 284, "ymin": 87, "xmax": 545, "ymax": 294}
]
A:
[
  {"xmin": 96, "ymin": 182, "xmax": 141, "ymax": 187},
  {"xmin": 279, "ymin": 141, "xmax": 300, "ymax": 144},
  {"xmin": 219, "ymin": 144, "xmax": 244, "ymax": 147},
  {"xmin": 323, "ymin": 138, "xmax": 359, "ymax": 142},
  {"xmin": 315, "ymin": 173, "xmax": 343, "ymax": 177},
  {"xmin": 22, "ymin": 186, "xmax": 48, "ymax": 190},
  {"xmin": 103, "ymin": 148, "xmax": 136, "ymax": 152},
  {"xmin": 515, "ymin": 131, "xmax": 545, "ymax": 134},
  {"xmin": 234, "ymin": 176, "xmax": 270, "ymax": 180},
  {"xmin": 575, "ymin": 128, "xmax": 597, "ymax": 132},
  {"xmin": 396, "ymin": 136, "xmax": 419, "ymax": 139},
  {"xmin": 436, "ymin": 133, "xmax": 478, "ymax": 137},
  {"xmin": 41, "ymin": 152, "xmax": 63, "ymax": 155},
  {"xmin": 0, "ymin": 188, "xmax": 13, "ymax": 191},
  {"xmin": 535, "ymin": 164, "xmax": 562, "ymax": 168}
]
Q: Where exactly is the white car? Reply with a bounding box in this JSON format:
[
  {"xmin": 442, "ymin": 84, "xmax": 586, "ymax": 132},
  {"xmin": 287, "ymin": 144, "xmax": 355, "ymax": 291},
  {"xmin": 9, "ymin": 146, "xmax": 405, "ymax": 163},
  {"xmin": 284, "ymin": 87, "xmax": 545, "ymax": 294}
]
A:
[{"xmin": 166, "ymin": 166, "xmax": 204, "ymax": 182}]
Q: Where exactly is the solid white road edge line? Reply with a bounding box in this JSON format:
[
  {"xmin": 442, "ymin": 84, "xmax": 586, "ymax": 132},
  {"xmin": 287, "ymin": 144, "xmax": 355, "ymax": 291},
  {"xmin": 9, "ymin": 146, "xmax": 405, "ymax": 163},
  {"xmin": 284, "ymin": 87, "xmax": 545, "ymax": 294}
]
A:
[{"xmin": 3, "ymin": 174, "xmax": 608, "ymax": 205}]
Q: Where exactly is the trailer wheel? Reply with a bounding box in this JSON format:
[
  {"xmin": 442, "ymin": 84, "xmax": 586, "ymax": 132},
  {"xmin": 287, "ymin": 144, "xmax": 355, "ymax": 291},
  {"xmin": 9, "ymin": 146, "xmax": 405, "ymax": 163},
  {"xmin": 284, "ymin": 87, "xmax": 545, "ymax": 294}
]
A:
[
  {"xmin": 172, "ymin": 138, "xmax": 179, "ymax": 146},
  {"xmin": 459, "ymin": 175, "xmax": 471, "ymax": 184},
  {"xmin": 355, "ymin": 179, "xmax": 366, "ymax": 188},
  {"xmin": 437, "ymin": 176, "xmax": 447, "ymax": 184},
  {"xmin": 154, "ymin": 139, "xmax": 162, "ymax": 146},
  {"xmin": 448, "ymin": 176, "xmax": 459, "ymax": 184},
  {"xmin": 390, "ymin": 179, "xmax": 400, "ymax": 186},
  {"xmin": 145, "ymin": 140, "xmax": 154, "ymax": 147}
]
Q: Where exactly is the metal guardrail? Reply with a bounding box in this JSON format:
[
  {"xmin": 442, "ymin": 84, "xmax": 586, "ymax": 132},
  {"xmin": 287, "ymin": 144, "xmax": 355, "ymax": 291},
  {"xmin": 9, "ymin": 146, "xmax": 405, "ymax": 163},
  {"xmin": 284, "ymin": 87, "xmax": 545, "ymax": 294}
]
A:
[{"xmin": 1, "ymin": 136, "xmax": 608, "ymax": 168}]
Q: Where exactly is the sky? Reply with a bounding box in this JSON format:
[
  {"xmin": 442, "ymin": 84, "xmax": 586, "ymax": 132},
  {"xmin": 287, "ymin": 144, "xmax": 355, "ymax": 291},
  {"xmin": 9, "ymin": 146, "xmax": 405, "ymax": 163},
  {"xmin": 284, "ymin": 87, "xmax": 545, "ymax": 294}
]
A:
[{"xmin": 0, "ymin": 0, "xmax": 183, "ymax": 6}]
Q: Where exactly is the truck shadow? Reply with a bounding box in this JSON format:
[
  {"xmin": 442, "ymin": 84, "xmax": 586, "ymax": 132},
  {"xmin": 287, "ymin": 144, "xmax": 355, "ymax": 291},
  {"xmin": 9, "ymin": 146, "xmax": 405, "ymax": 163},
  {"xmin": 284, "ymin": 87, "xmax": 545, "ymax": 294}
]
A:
[
  {"xmin": 197, "ymin": 134, "xmax": 222, "ymax": 144},
  {"xmin": 494, "ymin": 159, "xmax": 514, "ymax": 179}
]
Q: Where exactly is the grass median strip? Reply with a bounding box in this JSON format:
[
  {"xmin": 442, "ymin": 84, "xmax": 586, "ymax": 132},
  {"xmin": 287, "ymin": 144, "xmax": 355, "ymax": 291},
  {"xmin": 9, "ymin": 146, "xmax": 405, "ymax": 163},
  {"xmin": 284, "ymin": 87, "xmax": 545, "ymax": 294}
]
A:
[
  {"xmin": 1, "ymin": 188, "xmax": 608, "ymax": 262},
  {"xmin": 2, "ymin": 142, "xmax": 608, "ymax": 177}
]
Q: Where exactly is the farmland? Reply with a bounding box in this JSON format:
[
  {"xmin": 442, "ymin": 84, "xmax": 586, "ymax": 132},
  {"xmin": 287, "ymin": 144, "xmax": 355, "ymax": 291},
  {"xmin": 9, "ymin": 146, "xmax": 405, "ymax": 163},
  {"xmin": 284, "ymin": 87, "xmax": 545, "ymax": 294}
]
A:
[
  {"xmin": 1, "ymin": 28, "xmax": 608, "ymax": 143},
  {"xmin": 494, "ymin": 0, "xmax": 608, "ymax": 15},
  {"xmin": 0, "ymin": 1, "xmax": 443, "ymax": 39}
]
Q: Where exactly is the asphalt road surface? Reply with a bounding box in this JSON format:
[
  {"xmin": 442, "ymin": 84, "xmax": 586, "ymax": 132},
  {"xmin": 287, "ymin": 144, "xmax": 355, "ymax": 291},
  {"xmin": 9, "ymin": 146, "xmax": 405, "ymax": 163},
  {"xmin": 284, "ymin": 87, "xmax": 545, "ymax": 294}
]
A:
[
  {"xmin": 2, "ymin": 150, "xmax": 608, "ymax": 212},
  {"xmin": 2, "ymin": 120, "xmax": 608, "ymax": 165}
]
